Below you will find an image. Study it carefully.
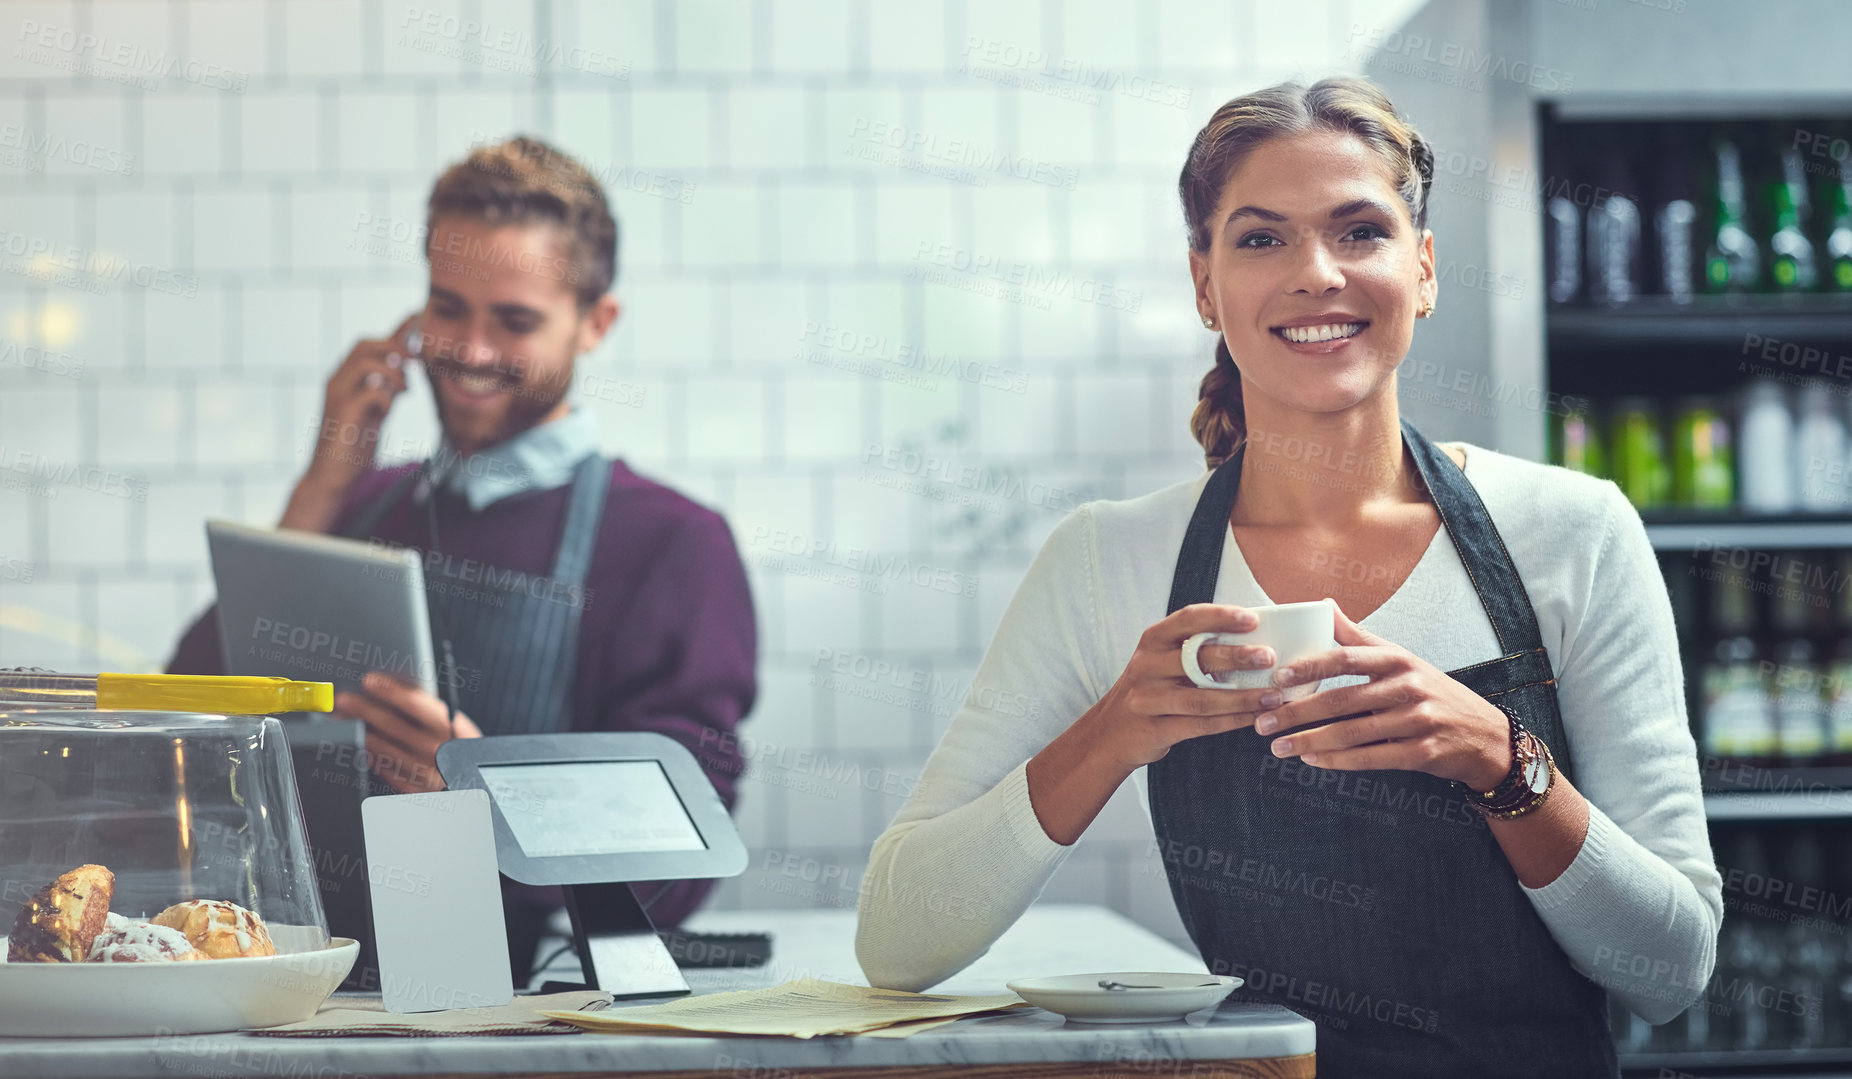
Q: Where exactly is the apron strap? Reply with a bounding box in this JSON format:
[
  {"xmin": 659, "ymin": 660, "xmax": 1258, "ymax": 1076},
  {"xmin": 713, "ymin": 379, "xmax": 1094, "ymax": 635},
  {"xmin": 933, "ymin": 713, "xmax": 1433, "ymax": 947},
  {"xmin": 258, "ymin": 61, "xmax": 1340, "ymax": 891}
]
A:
[
  {"xmin": 1397, "ymin": 419, "xmax": 1545, "ymax": 655},
  {"xmin": 1165, "ymin": 445, "xmax": 1245, "ymax": 617},
  {"xmin": 1163, "ymin": 421, "xmax": 1547, "ymax": 657},
  {"xmin": 548, "ymin": 455, "xmax": 610, "ymax": 586}
]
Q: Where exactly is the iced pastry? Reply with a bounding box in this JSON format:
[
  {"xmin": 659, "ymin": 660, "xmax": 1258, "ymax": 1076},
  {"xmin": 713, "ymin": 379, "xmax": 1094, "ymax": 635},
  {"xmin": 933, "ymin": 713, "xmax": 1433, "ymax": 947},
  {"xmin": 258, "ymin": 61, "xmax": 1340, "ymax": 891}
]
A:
[
  {"xmin": 149, "ymin": 899, "xmax": 275, "ymax": 959},
  {"xmin": 88, "ymin": 915, "xmax": 206, "ymax": 963},
  {"xmin": 5, "ymin": 864, "xmax": 116, "ymax": 963}
]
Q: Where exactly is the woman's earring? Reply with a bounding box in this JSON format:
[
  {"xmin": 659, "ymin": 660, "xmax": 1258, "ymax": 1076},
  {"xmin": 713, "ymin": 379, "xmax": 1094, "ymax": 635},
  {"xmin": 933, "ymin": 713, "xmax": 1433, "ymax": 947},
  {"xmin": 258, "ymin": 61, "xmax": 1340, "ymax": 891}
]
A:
[
  {"xmin": 1419, "ymin": 301, "xmax": 1435, "ymax": 319},
  {"xmin": 1202, "ymin": 315, "xmax": 1216, "ymax": 330}
]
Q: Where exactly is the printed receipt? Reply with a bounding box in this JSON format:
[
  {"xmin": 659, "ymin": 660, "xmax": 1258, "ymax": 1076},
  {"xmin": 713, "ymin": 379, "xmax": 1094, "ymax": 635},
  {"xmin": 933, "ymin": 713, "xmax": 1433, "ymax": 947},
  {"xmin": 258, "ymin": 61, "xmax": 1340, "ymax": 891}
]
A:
[{"xmin": 542, "ymin": 977, "xmax": 1026, "ymax": 1038}]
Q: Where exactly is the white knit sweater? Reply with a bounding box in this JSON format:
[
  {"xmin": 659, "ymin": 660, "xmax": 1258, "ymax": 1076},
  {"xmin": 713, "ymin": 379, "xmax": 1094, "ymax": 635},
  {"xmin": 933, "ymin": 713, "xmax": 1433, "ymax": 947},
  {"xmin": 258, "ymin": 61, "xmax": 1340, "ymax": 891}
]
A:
[{"xmin": 855, "ymin": 443, "xmax": 1723, "ymax": 1024}]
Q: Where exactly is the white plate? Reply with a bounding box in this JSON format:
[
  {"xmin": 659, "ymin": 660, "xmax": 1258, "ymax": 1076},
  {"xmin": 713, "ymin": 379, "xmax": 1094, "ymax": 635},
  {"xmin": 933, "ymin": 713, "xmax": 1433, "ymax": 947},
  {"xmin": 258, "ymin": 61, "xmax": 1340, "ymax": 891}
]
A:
[
  {"xmin": 0, "ymin": 938, "xmax": 358, "ymax": 1036},
  {"xmin": 1005, "ymin": 971, "xmax": 1241, "ymax": 1024}
]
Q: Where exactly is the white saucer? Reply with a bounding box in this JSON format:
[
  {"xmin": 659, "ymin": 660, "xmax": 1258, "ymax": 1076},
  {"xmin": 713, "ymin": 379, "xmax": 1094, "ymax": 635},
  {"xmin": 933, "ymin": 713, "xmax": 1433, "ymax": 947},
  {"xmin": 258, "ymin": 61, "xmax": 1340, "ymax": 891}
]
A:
[{"xmin": 1005, "ymin": 971, "xmax": 1241, "ymax": 1024}]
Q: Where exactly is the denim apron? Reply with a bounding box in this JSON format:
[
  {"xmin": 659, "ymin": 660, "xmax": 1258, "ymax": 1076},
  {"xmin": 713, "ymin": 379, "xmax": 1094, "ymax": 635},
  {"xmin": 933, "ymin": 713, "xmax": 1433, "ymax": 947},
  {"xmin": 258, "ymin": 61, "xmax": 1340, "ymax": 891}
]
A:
[
  {"xmin": 1147, "ymin": 419, "xmax": 1616, "ymax": 1078},
  {"xmin": 337, "ymin": 453, "xmax": 608, "ymax": 737},
  {"xmin": 337, "ymin": 454, "xmax": 609, "ymax": 982}
]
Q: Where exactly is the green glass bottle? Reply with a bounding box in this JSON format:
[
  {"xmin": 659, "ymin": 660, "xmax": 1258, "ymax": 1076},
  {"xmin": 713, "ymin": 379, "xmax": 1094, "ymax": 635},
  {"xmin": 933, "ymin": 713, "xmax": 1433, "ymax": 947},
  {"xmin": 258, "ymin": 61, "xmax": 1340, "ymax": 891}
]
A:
[
  {"xmin": 1824, "ymin": 145, "xmax": 1852, "ymax": 292},
  {"xmin": 1771, "ymin": 572, "xmax": 1828, "ymax": 767},
  {"xmin": 1705, "ymin": 132, "xmax": 1760, "ymax": 293},
  {"xmin": 1609, "ymin": 398, "xmax": 1671, "ymax": 510},
  {"xmin": 1671, "ymin": 397, "xmax": 1735, "ymax": 509},
  {"xmin": 1703, "ymin": 569, "xmax": 1775, "ymax": 768},
  {"xmin": 1551, "ymin": 407, "xmax": 1606, "ymax": 477},
  {"xmin": 1769, "ymin": 140, "xmax": 1820, "ymax": 292}
]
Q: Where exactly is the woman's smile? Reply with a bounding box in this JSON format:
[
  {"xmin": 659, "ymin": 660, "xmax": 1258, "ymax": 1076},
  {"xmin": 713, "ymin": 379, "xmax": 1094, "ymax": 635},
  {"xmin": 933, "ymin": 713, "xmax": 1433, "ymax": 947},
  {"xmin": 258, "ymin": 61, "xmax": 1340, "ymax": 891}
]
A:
[{"xmin": 1270, "ymin": 314, "xmax": 1371, "ymax": 353}]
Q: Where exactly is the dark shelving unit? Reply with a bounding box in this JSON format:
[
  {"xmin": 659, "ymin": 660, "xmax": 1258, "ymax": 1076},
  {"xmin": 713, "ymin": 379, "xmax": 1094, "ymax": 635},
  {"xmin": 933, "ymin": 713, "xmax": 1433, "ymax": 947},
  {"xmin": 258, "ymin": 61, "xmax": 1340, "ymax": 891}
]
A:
[{"xmin": 1541, "ymin": 101, "xmax": 1852, "ymax": 1070}]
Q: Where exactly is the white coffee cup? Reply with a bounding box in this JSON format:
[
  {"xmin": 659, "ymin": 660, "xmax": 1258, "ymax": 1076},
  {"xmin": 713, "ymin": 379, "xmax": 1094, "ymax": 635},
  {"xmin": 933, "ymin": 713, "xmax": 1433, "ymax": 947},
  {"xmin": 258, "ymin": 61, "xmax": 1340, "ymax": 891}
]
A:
[{"xmin": 1180, "ymin": 598, "xmax": 1338, "ymax": 701}]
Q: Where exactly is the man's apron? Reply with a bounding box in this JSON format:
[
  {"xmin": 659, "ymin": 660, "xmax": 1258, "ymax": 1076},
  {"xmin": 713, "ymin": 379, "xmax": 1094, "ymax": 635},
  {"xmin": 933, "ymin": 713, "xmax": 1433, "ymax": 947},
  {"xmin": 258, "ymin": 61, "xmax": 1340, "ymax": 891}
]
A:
[{"xmin": 338, "ymin": 453, "xmax": 607, "ymax": 737}]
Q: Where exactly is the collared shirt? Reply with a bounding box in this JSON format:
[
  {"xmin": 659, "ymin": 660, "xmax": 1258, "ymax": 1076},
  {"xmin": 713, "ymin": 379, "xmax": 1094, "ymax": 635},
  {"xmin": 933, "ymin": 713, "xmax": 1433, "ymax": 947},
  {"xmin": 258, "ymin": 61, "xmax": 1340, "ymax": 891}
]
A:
[{"xmin": 423, "ymin": 407, "xmax": 599, "ymax": 512}]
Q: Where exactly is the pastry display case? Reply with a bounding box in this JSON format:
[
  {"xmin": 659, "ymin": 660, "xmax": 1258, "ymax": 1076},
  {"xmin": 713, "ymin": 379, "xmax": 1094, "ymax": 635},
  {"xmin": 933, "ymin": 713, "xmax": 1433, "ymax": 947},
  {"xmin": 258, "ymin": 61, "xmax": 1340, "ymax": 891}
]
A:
[{"xmin": 0, "ymin": 673, "xmax": 358, "ymax": 1035}]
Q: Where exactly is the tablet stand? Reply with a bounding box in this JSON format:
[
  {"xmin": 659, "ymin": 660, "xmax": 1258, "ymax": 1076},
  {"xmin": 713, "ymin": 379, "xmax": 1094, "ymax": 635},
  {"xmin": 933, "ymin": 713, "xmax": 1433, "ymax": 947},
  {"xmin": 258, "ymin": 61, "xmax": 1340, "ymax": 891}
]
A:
[{"xmin": 562, "ymin": 882, "xmax": 690, "ymax": 1000}]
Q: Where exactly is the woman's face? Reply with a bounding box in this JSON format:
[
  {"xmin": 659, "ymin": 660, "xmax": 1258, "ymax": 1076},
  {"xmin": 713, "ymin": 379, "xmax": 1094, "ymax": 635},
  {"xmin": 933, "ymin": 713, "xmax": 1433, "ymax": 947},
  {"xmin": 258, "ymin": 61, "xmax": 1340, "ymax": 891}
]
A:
[{"xmin": 1190, "ymin": 129, "xmax": 1435, "ymax": 420}]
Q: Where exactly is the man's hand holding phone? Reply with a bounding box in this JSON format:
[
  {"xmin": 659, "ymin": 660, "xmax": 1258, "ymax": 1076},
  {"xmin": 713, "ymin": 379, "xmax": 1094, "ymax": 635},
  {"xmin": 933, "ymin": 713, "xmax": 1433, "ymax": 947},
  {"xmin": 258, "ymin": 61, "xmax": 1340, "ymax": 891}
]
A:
[{"xmin": 279, "ymin": 312, "xmax": 422, "ymax": 532}]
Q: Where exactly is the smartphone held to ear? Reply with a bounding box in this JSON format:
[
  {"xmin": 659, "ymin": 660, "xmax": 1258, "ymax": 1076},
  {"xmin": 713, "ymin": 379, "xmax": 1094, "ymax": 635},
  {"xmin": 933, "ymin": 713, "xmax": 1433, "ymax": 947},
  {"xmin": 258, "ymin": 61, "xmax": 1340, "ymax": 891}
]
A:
[{"xmin": 1180, "ymin": 599, "xmax": 1337, "ymax": 702}]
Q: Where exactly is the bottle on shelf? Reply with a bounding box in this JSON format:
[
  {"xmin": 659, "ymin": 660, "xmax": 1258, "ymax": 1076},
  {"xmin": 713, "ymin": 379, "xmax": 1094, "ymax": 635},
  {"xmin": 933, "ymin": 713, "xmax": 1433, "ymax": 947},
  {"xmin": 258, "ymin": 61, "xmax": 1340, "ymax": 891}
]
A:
[
  {"xmin": 1544, "ymin": 123, "xmax": 1583, "ymax": 306},
  {"xmin": 1702, "ymin": 567, "xmax": 1776, "ymax": 769},
  {"xmin": 1691, "ymin": 826, "xmax": 1757, "ymax": 1052},
  {"xmin": 1825, "ymin": 550, "xmax": 1852, "ymax": 766},
  {"xmin": 1670, "ymin": 396, "xmax": 1735, "ymax": 509},
  {"xmin": 1586, "ymin": 127, "xmax": 1643, "ymax": 307},
  {"xmin": 1770, "ymin": 571, "xmax": 1828, "ymax": 768},
  {"xmin": 1661, "ymin": 550, "xmax": 1707, "ymax": 745},
  {"xmin": 1779, "ymin": 828, "xmax": 1834, "ymax": 1051},
  {"xmin": 1831, "ymin": 828, "xmax": 1852, "ymax": 1048},
  {"xmin": 1653, "ymin": 125, "xmax": 1700, "ymax": 304},
  {"xmin": 1715, "ymin": 826, "xmax": 1777, "ymax": 1051},
  {"xmin": 1550, "ymin": 405, "xmax": 1605, "ymax": 477},
  {"xmin": 1608, "ymin": 397, "xmax": 1671, "ymax": 509},
  {"xmin": 1795, "ymin": 383, "xmax": 1850, "ymax": 510},
  {"xmin": 1822, "ymin": 126, "xmax": 1852, "ymax": 292},
  {"xmin": 1738, "ymin": 381, "xmax": 1798, "ymax": 514},
  {"xmin": 1769, "ymin": 129, "xmax": 1821, "ymax": 292},
  {"xmin": 1705, "ymin": 127, "xmax": 1762, "ymax": 293}
]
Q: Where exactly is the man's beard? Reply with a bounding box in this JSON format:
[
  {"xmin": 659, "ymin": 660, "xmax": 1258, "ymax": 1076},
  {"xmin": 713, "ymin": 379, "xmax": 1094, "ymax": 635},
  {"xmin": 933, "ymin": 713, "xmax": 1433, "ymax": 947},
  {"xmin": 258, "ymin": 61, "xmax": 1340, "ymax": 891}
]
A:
[{"xmin": 426, "ymin": 356, "xmax": 573, "ymax": 455}]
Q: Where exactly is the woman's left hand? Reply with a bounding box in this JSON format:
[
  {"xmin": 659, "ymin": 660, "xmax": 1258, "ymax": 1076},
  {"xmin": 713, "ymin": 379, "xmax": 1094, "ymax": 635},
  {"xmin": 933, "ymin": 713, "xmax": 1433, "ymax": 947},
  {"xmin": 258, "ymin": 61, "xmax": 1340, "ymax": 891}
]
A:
[{"xmin": 1251, "ymin": 605, "xmax": 1513, "ymax": 791}]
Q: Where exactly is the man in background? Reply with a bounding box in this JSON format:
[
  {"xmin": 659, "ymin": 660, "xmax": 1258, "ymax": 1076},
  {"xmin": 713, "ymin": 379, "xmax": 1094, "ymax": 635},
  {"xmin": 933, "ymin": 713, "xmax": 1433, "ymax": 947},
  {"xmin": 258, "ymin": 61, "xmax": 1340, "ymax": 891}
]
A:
[{"xmin": 168, "ymin": 136, "xmax": 757, "ymax": 976}]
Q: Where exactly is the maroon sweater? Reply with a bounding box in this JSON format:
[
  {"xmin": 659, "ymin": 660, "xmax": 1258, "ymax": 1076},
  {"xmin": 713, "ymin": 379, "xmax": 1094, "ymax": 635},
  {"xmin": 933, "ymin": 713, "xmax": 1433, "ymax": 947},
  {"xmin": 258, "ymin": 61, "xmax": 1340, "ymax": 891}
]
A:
[{"xmin": 168, "ymin": 460, "xmax": 758, "ymax": 927}]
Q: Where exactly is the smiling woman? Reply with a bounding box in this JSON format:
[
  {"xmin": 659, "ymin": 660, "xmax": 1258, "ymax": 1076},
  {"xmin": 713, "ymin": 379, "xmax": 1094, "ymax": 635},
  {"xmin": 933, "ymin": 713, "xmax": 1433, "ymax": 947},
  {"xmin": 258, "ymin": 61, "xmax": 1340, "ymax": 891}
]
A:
[
  {"xmin": 1182, "ymin": 80, "xmax": 1436, "ymax": 473},
  {"xmin": 855, "ymin": 78, "xmax": 1721, "ymax": 1079}
]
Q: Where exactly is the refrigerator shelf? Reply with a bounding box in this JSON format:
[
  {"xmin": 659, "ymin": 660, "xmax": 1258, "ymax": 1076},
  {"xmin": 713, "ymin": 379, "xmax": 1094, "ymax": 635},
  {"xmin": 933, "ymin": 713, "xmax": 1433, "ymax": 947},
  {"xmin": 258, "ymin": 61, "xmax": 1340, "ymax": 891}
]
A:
[
  {"xmin": 1551, "ymin": 297, "xmax": 1852, "ymax": 350},
  {"xmin": 1644, "ymin": 516, "xmax": 1852, "ymax": 551}
]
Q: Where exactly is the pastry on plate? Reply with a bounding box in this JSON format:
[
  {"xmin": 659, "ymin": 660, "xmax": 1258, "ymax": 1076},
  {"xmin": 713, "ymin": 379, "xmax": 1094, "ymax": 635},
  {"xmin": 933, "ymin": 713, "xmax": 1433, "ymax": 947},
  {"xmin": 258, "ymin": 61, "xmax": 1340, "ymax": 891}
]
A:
[
  {"xmin": 88, "ymin": 914, "xmax": 206, "ymax": 963},
  {"xmin": 6, "ymin": 864, "xmax": 116, "ymax": 963},
  {"xmin": 149, "ymin": 899, "xmax": 275, "ymax": 959}
]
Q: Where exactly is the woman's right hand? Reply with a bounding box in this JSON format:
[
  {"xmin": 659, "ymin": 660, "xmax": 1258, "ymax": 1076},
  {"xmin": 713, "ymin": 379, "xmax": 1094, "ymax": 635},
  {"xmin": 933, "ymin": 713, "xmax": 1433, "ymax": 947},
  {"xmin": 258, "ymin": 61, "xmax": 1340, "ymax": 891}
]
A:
[
  {"xmin": 1026, "ymin": 603, "xmax": 1282, "ymax": 846},
  {"xmin": 1089, "ymin": 603, "xmax": 1282, "ymax": 769}
]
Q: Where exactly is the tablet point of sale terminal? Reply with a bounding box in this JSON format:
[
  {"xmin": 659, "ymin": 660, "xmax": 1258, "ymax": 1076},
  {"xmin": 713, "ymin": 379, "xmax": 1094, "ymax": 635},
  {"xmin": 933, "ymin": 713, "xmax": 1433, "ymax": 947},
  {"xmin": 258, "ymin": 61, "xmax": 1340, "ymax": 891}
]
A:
[{"xmin": 436, "ymin": 732, "xmax": 748, "ymax": 1001}]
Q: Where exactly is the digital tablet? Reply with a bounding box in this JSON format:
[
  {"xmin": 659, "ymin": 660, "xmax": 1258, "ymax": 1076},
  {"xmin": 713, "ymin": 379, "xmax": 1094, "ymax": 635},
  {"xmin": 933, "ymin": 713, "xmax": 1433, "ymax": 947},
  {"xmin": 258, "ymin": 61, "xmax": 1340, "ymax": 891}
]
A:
[{"xmin": 207, "ymin": 519, "xmax": 438, "ymax": 697}]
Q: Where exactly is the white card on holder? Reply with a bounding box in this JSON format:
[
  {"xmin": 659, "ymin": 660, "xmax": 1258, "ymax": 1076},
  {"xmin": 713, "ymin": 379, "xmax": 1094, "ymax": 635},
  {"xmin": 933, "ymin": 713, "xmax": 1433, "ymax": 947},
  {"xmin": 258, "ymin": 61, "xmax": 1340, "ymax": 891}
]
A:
[{"xmin": 361, "ymin": 788, "xmax": 513, "ymax": 1013}]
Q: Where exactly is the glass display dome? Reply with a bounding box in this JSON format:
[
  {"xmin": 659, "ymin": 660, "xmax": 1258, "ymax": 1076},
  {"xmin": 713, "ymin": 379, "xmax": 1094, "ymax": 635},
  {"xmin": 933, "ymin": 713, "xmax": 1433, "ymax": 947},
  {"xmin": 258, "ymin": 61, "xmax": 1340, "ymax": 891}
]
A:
[
  {"xmin": 0, "ymin": 707, "xmax": 329, "ymax": 954},
  {"xmin": 0, "ymin": 672, "xmax": 354, "ymax": 1036}
]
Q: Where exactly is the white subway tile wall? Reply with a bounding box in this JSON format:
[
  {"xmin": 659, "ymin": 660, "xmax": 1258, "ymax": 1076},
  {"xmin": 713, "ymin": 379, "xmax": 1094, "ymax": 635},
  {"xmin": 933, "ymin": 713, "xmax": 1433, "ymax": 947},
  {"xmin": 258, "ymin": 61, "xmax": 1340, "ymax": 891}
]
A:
[{"xmin": 0, "ymin": 0, "xmax": 1407, "ymax": 946}]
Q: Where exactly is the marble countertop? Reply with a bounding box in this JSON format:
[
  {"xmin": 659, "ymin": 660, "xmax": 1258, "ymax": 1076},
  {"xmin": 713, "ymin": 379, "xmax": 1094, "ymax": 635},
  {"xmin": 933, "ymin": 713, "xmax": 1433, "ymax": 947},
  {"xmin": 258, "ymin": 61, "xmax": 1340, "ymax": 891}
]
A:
[{"xmin": 0, "ymin": 904, "xmax": 1316, "ymax": 1077}]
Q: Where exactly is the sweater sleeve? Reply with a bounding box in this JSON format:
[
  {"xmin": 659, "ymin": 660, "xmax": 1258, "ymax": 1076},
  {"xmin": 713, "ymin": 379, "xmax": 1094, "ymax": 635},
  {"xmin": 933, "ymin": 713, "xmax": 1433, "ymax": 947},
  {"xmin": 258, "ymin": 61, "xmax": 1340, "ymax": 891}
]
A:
[
  {"xmin": 855, "ymin": 505, "xmax": 1113, "ymax": 991},
  {"xmin": 166, "ymin": 605, "xmax": 227, "ymax": 675},
  {"xmin": 1521, "ymin": 481, "xmax": 1723, "ymax": 1023}
]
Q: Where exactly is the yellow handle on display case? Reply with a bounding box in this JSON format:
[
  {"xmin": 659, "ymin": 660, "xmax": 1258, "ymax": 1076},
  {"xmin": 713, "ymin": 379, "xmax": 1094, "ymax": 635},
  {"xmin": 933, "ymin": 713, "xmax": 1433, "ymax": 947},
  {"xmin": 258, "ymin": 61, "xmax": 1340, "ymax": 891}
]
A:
[
  {"xmin": 0, "ymin": 671, "xmax": 334, "ymax": 713},
  {"xmin": 98, "ymin": 673, "xmax": 335, "ymax": 713}
]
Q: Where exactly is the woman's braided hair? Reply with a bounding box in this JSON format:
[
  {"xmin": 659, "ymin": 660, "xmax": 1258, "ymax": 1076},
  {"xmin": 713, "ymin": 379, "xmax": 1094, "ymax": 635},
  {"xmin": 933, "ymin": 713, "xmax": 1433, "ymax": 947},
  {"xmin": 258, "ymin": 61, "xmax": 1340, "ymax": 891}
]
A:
[{"xmin": 1181, "ymin": 77, "xmax": 1434, "ymax": 468}]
